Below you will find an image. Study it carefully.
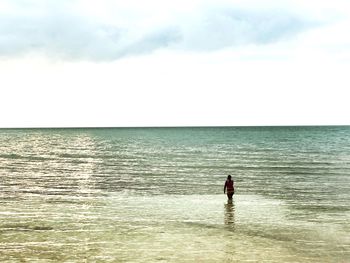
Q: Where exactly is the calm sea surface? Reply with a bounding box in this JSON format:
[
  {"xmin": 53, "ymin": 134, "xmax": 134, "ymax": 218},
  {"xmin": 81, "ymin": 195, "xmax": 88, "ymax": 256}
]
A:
[{"xmin": 0, "ymin": 127, "xmax": 349, "ymax": 262}]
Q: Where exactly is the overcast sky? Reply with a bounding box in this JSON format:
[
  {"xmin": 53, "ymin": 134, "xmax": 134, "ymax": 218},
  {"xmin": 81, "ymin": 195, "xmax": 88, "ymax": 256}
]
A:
[{"xmin": 1, "ymin": 0, "xmax": 349, "ymax": 127}]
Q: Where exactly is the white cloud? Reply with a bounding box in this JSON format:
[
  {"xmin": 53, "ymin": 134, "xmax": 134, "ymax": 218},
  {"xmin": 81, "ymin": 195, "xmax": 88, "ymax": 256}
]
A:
[
  {"xmin": 0, "ymin": 0, "xmax": 326, "ymax": 60},
  {"xmin": 1, "ymin": 0, "xmax": 350, "ymax": 127},
  {"xmin": 1, "ymin": 49, "xmax": 349, "ymax": 127}
]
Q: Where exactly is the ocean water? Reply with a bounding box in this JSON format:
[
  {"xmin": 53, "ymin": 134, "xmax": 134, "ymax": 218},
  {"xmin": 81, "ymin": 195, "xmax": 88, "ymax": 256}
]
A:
[{"xmin": 0, "ymin": 126, "xmax": 349, "ymax": 262}]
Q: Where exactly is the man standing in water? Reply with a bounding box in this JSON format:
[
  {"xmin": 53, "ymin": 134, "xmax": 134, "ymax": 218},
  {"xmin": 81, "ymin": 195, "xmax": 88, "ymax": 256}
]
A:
[{"xmin": 224, "ymin": 175, "xmax": 234, "ymax": 200}]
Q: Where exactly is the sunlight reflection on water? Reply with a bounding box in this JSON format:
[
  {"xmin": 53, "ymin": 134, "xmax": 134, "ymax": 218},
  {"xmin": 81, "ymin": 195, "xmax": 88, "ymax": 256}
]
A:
[{"xmin": 0, "ymin": 127, "xmax": 349, "ymax": 262}]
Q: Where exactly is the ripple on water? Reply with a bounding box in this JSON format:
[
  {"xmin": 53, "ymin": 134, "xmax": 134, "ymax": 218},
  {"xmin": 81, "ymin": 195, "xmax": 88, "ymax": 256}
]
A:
[{"xmin": 0, "ymin": 127, "xmax": 349, "ymax": 262}]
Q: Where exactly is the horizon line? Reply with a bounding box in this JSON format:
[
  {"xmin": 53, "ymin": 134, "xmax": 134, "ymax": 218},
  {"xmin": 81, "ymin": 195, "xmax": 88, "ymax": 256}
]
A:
[{"xmin": 0, "ymin": 125, "xmax": 349, "ymax": 130}]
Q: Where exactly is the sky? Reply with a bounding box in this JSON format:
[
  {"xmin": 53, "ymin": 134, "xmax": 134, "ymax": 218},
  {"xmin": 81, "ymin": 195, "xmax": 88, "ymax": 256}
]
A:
[{"xmin": 1, "ymin": 0, "xmax": 350, "ymax": 127}]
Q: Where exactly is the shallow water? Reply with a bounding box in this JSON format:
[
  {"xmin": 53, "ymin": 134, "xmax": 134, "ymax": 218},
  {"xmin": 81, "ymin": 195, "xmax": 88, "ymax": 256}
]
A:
[{"xmin": 0, "ymin": 127, "xmax": 349, "ymax": 262}]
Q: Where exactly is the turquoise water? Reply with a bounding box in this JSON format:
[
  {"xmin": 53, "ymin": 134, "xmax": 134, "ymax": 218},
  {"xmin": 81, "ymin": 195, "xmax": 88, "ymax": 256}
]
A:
[{"xmin": 0, "ymin": 126, "xmax": 349, "ymax": 262}]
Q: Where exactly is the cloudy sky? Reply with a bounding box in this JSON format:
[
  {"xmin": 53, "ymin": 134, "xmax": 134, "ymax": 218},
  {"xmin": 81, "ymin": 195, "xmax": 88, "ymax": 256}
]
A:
[{"xmin": 1, "ymin": 0, "xmax": 349, "ymax": 127}]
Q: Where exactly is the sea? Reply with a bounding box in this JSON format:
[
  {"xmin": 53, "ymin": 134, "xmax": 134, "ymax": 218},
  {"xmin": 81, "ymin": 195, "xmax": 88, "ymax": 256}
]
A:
[{"xmin": 0, "ymin": 126, "xmax": 349, "ymax": 262}]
